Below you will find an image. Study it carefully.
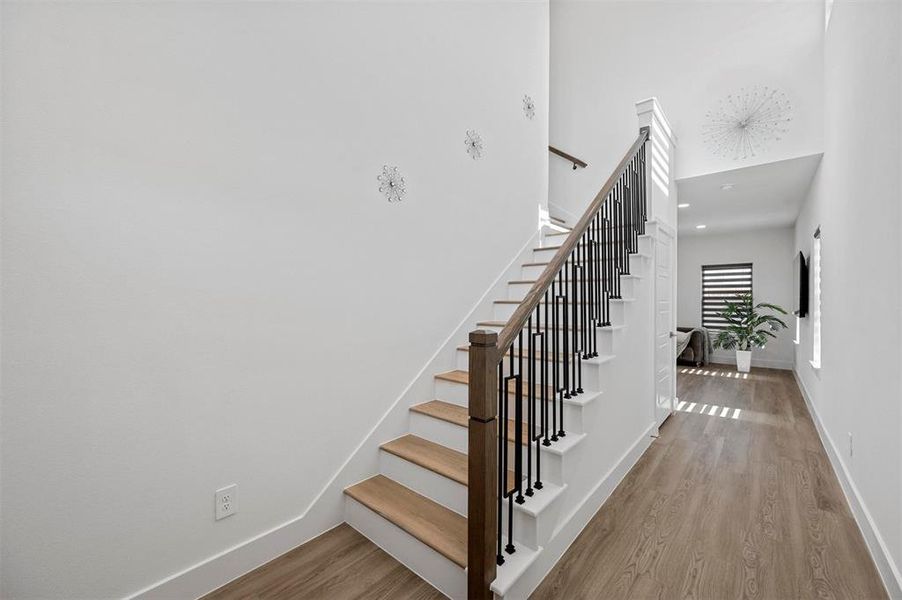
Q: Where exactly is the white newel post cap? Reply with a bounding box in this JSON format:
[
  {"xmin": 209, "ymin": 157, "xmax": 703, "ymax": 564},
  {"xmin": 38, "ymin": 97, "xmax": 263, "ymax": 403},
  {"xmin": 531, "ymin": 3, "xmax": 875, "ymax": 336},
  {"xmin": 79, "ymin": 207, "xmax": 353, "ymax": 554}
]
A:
[
  {"xmin": 635, "ymin": 97, "xmax": 677, "ymax": 149},
  {"xmin": 635, "ymin": 97, "xmax": 678, "ymax": 229}
]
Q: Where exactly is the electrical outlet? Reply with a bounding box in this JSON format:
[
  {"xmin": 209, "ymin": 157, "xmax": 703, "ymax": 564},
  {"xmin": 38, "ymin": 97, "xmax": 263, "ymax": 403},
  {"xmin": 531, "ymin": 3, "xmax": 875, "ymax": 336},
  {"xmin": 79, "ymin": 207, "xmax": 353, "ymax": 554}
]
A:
[
  {"xmin": 848, "ymin": 432, "xmax": 853, "ymax": 458},
  {"xmin": 215, "ymin": 484, "xmax": 237, "ymax": 521}
]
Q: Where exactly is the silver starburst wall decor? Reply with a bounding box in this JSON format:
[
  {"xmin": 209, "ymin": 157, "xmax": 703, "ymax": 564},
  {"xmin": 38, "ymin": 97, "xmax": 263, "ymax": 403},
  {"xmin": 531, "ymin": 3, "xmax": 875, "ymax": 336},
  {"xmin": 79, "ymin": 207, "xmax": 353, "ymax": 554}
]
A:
[
  {"xmin": 523, "ymin": 95, "xmax": 535, "ymax": 120},
  {"xmin": 702, "ymin": 86, "xmax": 793, "ymax": 160},
  {"xmin": 377, "ymin": 165, "xmax": 406, "ymax": 203},
  {"xmin": 465, "ymin": 129, "xmax": 484, "ymax": 160}
]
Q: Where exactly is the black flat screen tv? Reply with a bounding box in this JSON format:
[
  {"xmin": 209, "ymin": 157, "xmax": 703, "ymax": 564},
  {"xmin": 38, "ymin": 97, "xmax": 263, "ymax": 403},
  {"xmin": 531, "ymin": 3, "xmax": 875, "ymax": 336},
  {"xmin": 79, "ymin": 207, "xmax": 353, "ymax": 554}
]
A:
[{"xmin": 793, "ymin": 251, "xmax": 809, "ymax": 317}]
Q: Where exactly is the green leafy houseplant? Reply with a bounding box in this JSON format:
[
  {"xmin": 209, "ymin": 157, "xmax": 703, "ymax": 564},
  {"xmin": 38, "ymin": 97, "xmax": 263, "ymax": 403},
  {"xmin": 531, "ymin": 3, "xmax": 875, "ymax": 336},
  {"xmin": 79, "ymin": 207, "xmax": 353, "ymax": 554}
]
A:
[{"xmin": 712, "ymin": 294, "xmax": 788, "ymax": 371}]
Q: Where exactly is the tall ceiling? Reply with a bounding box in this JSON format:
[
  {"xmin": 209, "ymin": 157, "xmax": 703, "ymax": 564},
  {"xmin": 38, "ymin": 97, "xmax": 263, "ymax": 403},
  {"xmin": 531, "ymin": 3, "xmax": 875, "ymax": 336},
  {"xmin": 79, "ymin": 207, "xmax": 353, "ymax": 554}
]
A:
[
  {"xmin": 551, "ymin": 0, "xmax": 825, "ymax": 177},
  {"xmin": 676, "ymin": 154, "xmax": 822, "ymax": 236},
  {"xmin": 550, "ymin": 0, "xmax": 827, "ymax": 233}
]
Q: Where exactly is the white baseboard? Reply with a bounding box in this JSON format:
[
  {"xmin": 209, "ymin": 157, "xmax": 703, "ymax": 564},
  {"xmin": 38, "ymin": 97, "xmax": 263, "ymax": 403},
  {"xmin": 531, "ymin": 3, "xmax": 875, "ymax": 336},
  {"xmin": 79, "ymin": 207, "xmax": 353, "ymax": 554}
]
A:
[
  {"xmin": 128, "ymin": 229, "xmax": 543, "ymax": 600},
  {"xmin": 792, "ymin": 370, "xmax": 902, "ymax": 599},
  {"xmin": 501, "ymin": 422, "xmax": 657, "ymax": 599},
  {"xmin": 547, "ymin": 201, "xmax": 579, "ymax": 226}
]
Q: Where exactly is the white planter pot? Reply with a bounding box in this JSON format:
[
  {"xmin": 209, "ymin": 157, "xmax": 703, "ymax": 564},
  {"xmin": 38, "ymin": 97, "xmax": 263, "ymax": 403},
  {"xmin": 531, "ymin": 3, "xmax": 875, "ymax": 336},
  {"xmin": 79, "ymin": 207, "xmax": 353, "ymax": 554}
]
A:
[{"xmin": 736, "ymin": 350, "xmax": 752, "ymax": 373}]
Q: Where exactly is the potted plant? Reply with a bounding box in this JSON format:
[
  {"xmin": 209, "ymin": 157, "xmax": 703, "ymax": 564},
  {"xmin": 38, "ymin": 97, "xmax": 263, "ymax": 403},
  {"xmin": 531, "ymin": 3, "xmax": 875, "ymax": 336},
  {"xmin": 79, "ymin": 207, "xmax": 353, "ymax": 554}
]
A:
[{"xmin": 712, "ymin": 293, "xmax": 788, "ymax": 373}]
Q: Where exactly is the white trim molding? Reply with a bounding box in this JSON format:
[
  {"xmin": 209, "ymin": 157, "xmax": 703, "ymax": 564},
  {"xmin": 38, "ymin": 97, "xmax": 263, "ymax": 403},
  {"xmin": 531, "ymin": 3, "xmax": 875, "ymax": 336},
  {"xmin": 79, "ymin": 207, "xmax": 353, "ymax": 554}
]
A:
[{"xmin": 792, "ymin": 369, "xmax": 902, "ymax": 599}]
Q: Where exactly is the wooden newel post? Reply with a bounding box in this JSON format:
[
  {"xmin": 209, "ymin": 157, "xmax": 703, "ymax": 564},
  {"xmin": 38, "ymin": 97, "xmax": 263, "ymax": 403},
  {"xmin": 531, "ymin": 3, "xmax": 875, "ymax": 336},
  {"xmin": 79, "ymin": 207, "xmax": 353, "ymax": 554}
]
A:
[{"xmin": 467, "ymin": 329, "xmax": 499, "ymax": 600}]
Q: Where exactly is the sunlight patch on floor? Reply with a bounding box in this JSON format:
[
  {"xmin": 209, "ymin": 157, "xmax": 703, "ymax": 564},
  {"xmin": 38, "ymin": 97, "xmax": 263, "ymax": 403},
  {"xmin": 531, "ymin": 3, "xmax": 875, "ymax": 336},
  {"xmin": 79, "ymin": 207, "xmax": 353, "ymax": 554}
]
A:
[
  {"xmin": 680, "ymin": 367, "xmax": 748, "ymax": 380},
  {"xmin": 675, "ymin": 399, "xmax": 741, "ymax": 420}
]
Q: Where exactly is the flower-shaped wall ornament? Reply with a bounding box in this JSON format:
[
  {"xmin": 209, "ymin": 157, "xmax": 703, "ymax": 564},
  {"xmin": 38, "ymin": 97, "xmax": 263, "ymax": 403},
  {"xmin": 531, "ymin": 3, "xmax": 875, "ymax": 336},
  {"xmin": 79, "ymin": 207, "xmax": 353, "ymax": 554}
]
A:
[
  {"xmin": 377, "ymin": 165, "xmax": 406, "ymax": 203},
  {"xmin": 523, "ymin": 95, "xmax": 535, "ymax": 120},
  {"xmin": 702, "ymin": 86, "xmax": 793, "ymax": 160},
  {"xmin": 465, "ymin": 129, "xmax": 484, "ymax": 160}
]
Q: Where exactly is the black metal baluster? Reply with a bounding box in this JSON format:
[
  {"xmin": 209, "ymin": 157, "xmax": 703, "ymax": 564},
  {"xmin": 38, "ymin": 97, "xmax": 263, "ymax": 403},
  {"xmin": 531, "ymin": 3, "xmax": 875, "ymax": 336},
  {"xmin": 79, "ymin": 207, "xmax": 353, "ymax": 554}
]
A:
[
  {"xmin": 611, "ymin": 181, "xmax": 622, "ymax": 298},
  {"xmin": 496, "ymin": 362, "xmax": 504, "ymax": 565},
  {"xmin": 562, "ymin": 260, "xmax": 570, "ymax": 400},
  {"xmin": 505, "ymin": 346, "xmax": 516, "ymax": 553},
  {"xmin": 535, "ymin": 302, "xmax": 544, "ymax": 489},
  {"xmin": 543, "ymin": 288, "xmax": 551, "ymax": 448},
  {"xmin": 629, "ymin": 168, "xmax": 636, "ymax": 259},
  {"xmin": 632, "ymin": 157, "xmax": 640, "ymax": 250},
  {"xmin": 569, "ymin": 257, "xmax": 578, "ymax": 397},
  {"xmin": 581, "ymin": 232, "xmax": 589, "ymax": 360},
  {"xmin": 593, "ymin": 215, "xmax": 600, "ymax": 356},
  {"xmin": 587, "ymin": 223, "xmax": 596, "ymax": 358},
  {"xmin": 629, "ymin": 156, "xmax": 639, "ymax": 252},
  {"xmin": 601, "ymin": 207, "xmax": 611, "ymax": 327},
  {"xmin": 515, "ymin": 331, "xmax": 524, "ymax": 505},
  {"xmin": 551, "ymin": 275, "xmax": 560, "ymax": 443},
  {"xmin": 621, "ymin": 178, "xmax": 630, "ymax": 276},
  {"xmin": 526, "ymin": 316, "xmax": 534, "ymax": 498},
  {"xmin": 640, "ymin": 144, "xmax": 647, "ymax": 232}
]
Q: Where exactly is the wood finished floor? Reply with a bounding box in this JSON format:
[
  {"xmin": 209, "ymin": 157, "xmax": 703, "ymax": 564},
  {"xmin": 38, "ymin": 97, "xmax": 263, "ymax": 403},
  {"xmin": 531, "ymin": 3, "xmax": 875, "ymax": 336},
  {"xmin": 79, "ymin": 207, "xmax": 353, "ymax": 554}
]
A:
[
  {"xmin": 204, "ymin": 366, "xmax": 886, "ymax": 600},
  {"xmin": 202, "ymin": 523, "xmax": 443, "ymax": 600},
  {"xmin": 531, "ymin": 365, "xmax": 887, "ymax": 600}
]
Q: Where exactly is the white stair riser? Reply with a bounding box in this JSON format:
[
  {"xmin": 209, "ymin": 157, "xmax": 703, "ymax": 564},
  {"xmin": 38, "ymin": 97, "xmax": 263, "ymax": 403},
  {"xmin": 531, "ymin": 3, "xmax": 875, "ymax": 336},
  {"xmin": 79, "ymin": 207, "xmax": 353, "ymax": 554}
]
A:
[
  {"xmin": 534, "ymin": 239, "xmax": 652, "ymax": 259},
  {"xmin": 378, "ymin": 447, "xmax": 549, "ymax": 550},
  {"xmin": 380, "ymin": 450, "xmax": 467, "ymax": 516},
  {"xmin": 454, "ymin": 351, "xmax": 613, "ymax": 397},
  {"xmin": 521, "ymin": 255, "xmax": 648, "ymax": 280},
  {"xmin": 345, "ymin": 496, "xmax": 466, "ymax": 600},
  {"xmin": 410, "ymin": 411, "xmax": 468, "ymax": 453},
  {"xmin": 492, "ymin": 299, "xmax": 624, "ymax": 324},
  {"xmin": 507, "ymin": 278, "xmax": 636, "ymax": 300},
  {"xmin": 598, "ymin": 327, "xmax": 625, "ymax": 355},
  {"xmin": 434, "ymin": 379, "xmax": 588, "ymax": 432},
  {"xmin": 474, "ymin": 324, "xmax": 624, "ymax": 355}
]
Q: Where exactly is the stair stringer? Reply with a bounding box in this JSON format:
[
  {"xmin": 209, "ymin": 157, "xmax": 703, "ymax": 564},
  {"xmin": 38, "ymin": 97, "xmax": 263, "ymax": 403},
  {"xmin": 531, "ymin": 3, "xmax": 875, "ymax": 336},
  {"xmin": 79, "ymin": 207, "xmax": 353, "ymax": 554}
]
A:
[{"xmin": 492, "ymin": 232, "xmax": 659, "ymax": 598}]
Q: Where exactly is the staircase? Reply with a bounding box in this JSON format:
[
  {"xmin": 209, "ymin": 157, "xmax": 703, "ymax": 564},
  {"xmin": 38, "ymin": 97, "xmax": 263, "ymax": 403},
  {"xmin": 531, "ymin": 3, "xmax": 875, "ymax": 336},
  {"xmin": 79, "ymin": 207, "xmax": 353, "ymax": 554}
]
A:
[{"xmin": 342, "ymin": 129, "xmax": 655, "ymax": 599}]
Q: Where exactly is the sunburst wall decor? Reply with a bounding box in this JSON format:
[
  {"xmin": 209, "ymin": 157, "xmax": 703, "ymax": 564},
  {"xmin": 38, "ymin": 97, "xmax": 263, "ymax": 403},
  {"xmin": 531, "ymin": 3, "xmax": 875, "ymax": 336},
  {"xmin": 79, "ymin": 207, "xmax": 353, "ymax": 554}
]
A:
[
  {"xmin": 523, "ymin": 95, "xmax": 535, "ymax": 120},
  {"xmin": 377, "ymin": 165, "xmax": 406, "ymax": 203},
  {"xmin": 465, "ymin": 129, "xmax": 484, "ymax": 160},
  {"xmin": 702, "ymin": 86, "xmax": 792, "ymax": 160}
]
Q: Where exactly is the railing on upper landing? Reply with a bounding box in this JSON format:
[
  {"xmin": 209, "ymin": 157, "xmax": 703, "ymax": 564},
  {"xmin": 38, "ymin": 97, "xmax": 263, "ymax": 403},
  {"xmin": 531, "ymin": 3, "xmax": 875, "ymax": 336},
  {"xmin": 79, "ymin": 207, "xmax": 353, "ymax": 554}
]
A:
[{"xmin": 466, "ymin": 126, "xmax": 651, "ymax": 599}]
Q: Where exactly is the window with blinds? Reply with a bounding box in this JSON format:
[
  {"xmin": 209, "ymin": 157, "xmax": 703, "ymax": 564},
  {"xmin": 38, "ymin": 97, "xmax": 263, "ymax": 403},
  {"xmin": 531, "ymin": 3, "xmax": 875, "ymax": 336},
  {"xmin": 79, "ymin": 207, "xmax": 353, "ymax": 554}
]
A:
[{"xmin": 702, "ymin": 263, "xmax": 753, "ymax": 330}]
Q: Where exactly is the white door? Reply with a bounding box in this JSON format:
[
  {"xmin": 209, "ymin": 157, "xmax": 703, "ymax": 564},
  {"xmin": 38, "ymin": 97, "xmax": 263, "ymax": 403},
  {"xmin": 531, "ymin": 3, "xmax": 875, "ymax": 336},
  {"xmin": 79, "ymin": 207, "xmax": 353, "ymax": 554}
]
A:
[{"xmin": 654, "ymin": 224, "xmax": 676, "ymax": 428}]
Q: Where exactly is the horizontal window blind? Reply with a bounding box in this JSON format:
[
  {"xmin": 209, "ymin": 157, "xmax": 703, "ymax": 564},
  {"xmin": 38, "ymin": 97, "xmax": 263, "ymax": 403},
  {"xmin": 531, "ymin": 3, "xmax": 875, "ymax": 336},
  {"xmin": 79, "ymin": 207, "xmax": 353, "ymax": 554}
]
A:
[{"xmin": 702, "ymin": 263, "xmax": 753, "ymax": 330}]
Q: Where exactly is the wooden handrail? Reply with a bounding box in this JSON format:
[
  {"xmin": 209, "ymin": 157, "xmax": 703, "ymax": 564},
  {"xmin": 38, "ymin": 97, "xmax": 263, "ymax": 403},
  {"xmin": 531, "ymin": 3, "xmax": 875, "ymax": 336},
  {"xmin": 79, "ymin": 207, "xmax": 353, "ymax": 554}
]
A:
[
  {"xmin": 549, "ymin": 145, "xmax": 588, "ymax": 169},
  {"xmin": 498, "ymin": 127, "xmax": 649, "ymax": 355}
]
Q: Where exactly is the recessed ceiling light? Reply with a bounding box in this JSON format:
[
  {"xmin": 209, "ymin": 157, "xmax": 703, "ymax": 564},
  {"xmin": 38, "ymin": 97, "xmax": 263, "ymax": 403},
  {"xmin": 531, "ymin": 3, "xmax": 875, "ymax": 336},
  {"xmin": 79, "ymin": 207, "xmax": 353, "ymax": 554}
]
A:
[
  {"xmin": 696, "ymin": 224, "xmax": 707, "ymax": 229},
  {"xmin": 678, "ymin": 203, "xmax": 690, "ymax": 208},
  {"xmin": 721, "ymin": 183, "xmax": 734, "ymax": 191}
]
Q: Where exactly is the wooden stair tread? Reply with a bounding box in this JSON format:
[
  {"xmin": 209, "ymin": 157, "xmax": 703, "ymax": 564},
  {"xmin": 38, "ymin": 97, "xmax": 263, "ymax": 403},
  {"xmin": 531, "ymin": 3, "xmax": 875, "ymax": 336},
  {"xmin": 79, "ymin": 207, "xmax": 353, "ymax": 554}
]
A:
[
  {"xmin": 382, "ymin": 434, "xmax": 517, "ymax": 491},
  {"xmin": 344, "ymin": 475, "xmax": 468, "ymax": 568},
  {"xmin": 411, "ymin": 399, "xmax": 467, "ymax": 427},
  {"xmin": 410, "ymin": 400, "xmax": 534, "ymax": 443}
]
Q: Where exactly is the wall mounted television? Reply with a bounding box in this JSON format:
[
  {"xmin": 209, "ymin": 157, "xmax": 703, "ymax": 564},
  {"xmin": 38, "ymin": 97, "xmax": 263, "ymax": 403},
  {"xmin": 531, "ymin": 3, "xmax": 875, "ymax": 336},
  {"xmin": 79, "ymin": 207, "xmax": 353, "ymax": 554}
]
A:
[{"xmin": 793, "ymin": 251, "xmax": 809, "ymax": 317}]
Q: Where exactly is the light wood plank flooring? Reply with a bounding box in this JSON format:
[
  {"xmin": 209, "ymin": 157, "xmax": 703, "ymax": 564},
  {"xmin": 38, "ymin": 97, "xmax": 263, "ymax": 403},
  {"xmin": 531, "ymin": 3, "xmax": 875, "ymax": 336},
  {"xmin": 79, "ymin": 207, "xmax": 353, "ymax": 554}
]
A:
[
  {"xmin": 204, "ymin": 365, "xmax": 886, "ymax": 600},
  {"xmin": 202, "ymin": 523, "xmax": 442, "ymax": 600},
  {"xmin": 531, "ymin": 365, "xmax": 887, "ymax": 600}
]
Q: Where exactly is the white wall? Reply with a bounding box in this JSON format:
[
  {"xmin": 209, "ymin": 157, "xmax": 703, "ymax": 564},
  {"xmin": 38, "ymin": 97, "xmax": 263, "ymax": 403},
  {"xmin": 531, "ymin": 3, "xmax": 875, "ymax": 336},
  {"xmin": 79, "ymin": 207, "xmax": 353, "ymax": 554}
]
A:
[
  {"xmin": 793, "ymin": 1, "xmax": 902, "ymax": 596},
  {"xmin": 550, "ymin": 0, "xmax": 823, "ymax": 218},
  {"xmin": 0, "ymin": 2, "xmax": 549, "ymax": 598},
  {"xmin": 677, "ymin": 227, "xmax": 794, "ymax": 369}
]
